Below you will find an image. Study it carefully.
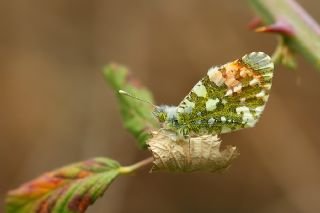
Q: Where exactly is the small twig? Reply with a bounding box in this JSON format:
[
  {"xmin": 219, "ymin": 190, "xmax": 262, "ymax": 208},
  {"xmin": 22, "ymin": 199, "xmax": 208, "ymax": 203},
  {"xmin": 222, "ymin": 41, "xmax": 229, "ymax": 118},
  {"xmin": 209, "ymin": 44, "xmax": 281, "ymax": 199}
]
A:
[
  {"xmin": 118, "ymin": 157, "xmax": 154, "ymax": 174},
  {"xmin": 271, "ymin": 37, "xmax": 297, "ymax": 69},
  {"xmin": 271, "ymin": 39, "xmax": 284, "ymax": 65},
  {"xmin": 249, "ymin": 0, "xmax": 320, "ymax": 70}
]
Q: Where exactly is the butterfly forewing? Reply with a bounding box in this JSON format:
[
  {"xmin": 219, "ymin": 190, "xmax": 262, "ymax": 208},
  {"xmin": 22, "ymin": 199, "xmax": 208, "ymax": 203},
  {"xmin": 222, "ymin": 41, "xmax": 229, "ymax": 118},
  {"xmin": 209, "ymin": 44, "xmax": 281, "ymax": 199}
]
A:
[{"xmin": 176, "ymin": 52, "xmax": 274, "ymax": 135}]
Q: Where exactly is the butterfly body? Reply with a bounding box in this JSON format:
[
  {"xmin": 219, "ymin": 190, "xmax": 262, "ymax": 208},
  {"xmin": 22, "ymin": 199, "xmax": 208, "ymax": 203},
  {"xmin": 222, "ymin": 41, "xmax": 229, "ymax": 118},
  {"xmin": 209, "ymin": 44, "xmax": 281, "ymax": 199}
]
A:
[{"xmin": 153, "ymin": 52, "xmax": 274, "ymax": 136}]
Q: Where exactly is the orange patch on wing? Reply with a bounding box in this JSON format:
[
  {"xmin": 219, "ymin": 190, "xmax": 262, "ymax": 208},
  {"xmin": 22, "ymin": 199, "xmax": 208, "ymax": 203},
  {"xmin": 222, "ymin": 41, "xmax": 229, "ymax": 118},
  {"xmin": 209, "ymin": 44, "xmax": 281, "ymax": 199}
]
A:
[
  {"xmin": 223, "ymin": 62, "xmax": 242, "ymax": 88},
  {"xmin": 222, "ymin": 61, "xmax": 263, "ymax": 89},
  {"xmin": 208, "ymin": 59, "xmax": 265, "ymax": 90},
  {"xmin": 224, "ymin": 77, "xmax": 239, "ymax": 88}
]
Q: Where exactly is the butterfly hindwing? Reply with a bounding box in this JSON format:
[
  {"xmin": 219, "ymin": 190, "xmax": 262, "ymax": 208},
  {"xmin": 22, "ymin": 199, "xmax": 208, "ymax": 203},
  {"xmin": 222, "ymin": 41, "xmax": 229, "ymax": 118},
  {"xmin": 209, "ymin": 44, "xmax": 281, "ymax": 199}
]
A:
[{"xmin": 176, "ymin": 52, "xmax": 274, "ymax": 135}]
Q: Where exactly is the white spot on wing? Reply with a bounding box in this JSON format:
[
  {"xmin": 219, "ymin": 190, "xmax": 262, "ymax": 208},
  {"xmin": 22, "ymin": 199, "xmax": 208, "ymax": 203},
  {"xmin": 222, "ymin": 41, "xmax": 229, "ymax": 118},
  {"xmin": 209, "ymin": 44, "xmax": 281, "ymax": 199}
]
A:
[
  {"xmin": 236, "ymin": 106, "xmax": 256, "ymax": 127},
  {"xmin": 263, "ymin": 84, "xmax": 272, "ymax": 90},
  {"xmin": 192, "ymin": 81, "xmax": 207, "ymax": 97},
  {"xmin": 256, "ymin": 90, "xmax": 266, "ymax": 98},
  {"xmin": 262, "ymin": 94, "xmax": 269, "ymax": 102},
  {"xmin": 221, "ymin": 116, "xmax": 226, "ymax": 122},
  {"xmin": 225, "ymin": 89, "xmax": 233, "ymax": 96},
  {"xmin": 233, "ymin": 83, "xmax": 242, "ymax": 93},
  {"xmin": 207, "ymin": 66, "xmax": 218, "ymax": 76},
  {"xmin": 222, "ymin": 99, "xmax": 227, "ymax": 105},
  {"xmin": 177, "ymin": 99, "xmax": 195, "ymax": 113},
  {"xmin": 255, "ymin": 106, "xmax": 265, "ymax": 117},
  {"xmin": 249, "ymin": 78, "xmax": 260, "ymax": 86},
  {"xmin": 264, "ymin": 72, "xmax": 273, "ymax": 77},
  {"xmin": 207, "ymin": 67, "xmax": 225, "ymax": 86},
  {"xmin": 208, "ymin": 118, "xmax": 215, "ymax": 126},
  {"xmin": 205, "ymin": 98, "xmax": 220, "ymax": 111}
]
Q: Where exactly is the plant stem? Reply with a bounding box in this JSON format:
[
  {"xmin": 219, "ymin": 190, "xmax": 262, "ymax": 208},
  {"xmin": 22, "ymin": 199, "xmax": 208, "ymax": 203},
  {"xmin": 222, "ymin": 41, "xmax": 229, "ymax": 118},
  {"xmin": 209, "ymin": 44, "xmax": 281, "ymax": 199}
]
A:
[
  {"xmin": 271, "ymin": 39, "xmax": 284, "ymax": 64},
  {"xmin": 249, "ymin": 0, "xmax": 320, "ymax": 70},
  {"xmin": 271, "ymin": 37, "xmax": 297, "ymax": 69},
  {"xmin": 118, "ymin": 157, "xmax": 154, "ymax": 174}
]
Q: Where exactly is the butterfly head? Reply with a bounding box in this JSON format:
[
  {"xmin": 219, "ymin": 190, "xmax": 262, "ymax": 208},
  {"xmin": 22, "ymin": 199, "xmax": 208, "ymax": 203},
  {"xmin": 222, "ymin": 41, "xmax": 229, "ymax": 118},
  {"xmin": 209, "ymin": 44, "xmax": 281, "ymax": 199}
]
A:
[
  {"xmin": 153, "ymin": 106, "xmax": 167, "ymax": 122},
  {"xmin": 119, "ymin": 90, "xmax": 178, "ymax": 125},
  {"xmin": 153, "ymin": 105, "xmax": 178, "ymax": 125}
]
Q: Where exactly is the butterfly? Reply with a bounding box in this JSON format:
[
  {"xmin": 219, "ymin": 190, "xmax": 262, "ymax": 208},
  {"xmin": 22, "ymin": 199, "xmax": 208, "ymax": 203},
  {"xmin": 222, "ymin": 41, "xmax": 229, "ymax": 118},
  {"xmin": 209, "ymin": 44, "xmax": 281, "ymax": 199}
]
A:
[{"xmin": 120, "ymin": 52, "xmax": 274, "ymax": 136}]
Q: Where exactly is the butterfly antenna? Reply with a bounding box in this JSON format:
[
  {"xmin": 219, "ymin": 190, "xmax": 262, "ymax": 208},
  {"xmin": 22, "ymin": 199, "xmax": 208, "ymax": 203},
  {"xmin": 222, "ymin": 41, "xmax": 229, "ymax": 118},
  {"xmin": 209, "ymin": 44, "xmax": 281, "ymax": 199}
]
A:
[{"xmin": 118, "ymin": 90, "xmax": 156, "ymax": 108}]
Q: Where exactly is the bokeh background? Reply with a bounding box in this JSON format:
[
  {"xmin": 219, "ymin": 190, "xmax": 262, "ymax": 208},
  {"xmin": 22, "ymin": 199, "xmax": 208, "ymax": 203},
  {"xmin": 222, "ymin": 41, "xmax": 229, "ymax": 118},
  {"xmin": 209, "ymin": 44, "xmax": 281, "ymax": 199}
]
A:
[{"xmin": 1, "ymin": 0, "xmax": 320, "ymax": 212}]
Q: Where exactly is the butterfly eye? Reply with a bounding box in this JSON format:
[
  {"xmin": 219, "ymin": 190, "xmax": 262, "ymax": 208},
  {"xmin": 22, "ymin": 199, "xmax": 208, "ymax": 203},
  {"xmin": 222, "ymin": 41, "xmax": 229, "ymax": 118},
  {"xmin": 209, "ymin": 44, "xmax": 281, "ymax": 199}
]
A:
[
  {"xmin": 156, "ymin": 111, "xmax": 167, "ymax": 123},
  {"xmin": 153, "ymin": 107, "xmax": 167, "ymax": 123},
  {"xmin": 158, "ymin": 112, "xmax": 167, "ymax": 122}
]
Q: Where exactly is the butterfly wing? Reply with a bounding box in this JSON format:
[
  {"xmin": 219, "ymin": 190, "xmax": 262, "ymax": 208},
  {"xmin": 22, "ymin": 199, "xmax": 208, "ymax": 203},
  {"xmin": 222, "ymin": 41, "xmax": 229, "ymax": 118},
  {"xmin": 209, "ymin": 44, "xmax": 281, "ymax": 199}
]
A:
[{"xmin": 176, "ymin": 52, "xmax": 274, "ymax": 135}]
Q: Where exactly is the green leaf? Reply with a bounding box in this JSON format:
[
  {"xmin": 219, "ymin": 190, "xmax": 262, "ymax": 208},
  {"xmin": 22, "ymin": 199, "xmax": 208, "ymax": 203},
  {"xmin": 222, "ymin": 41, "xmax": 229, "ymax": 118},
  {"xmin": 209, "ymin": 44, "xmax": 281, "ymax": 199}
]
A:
[
  {"xmin": 103, "ymin": 64, "xmax": 159, "ymax": 148},
  {"xmin": 6, "ymin": 158, "xmax": 121, "ymax": 213}
]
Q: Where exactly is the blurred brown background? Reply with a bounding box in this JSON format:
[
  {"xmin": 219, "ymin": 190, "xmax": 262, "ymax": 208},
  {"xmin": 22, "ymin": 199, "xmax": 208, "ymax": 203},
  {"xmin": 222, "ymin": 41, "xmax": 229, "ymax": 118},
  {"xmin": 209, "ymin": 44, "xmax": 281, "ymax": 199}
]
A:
[{"xmin": 1, "ymin": 0, "xmax": 320, "ymax": 212}]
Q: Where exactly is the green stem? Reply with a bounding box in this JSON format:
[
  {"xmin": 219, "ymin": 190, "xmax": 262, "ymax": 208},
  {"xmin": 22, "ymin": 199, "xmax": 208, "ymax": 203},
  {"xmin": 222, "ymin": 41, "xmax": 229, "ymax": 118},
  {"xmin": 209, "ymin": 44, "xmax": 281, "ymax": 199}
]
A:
[
  {"xmin": 271, "ymin": 37, "xmax": 297, "ymax": 69},
  {"xmin": 118, "ymin": 157, "xmax": 154, "ymax": 174},
  {"xmin": 249, "ymin": 0, "xmax": 320, "ymax": 70},
  {"xmin": 271, "ymin": 38, "xmax": 284, "ymax": 64}
]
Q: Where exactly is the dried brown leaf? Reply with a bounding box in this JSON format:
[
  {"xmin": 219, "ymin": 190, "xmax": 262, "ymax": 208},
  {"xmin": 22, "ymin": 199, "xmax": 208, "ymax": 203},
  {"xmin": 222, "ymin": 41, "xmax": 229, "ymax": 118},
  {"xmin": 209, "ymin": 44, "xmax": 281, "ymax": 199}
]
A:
[{"xmin": 147, "ymin": 131, "xmax": 239, "ymax": 172}]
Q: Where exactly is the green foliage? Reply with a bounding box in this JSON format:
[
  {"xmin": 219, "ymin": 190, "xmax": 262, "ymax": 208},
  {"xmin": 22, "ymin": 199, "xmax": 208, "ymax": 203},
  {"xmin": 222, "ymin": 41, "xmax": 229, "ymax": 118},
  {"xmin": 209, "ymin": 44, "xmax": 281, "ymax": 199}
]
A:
[
  {"xmin": 103, "ymin": 64, "xmax": 159, "ymax": 148},
  {"xmin": 6, "ymin": 158, "xmax": 121, "ymax": 213}
]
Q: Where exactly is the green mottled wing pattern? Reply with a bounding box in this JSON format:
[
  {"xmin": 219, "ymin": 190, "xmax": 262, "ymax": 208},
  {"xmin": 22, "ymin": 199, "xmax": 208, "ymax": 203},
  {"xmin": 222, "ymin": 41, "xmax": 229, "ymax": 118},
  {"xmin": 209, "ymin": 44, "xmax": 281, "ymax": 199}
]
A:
[{"xmin": 175, "ymin": 52, "xmax": 274, "ymax": 135}]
